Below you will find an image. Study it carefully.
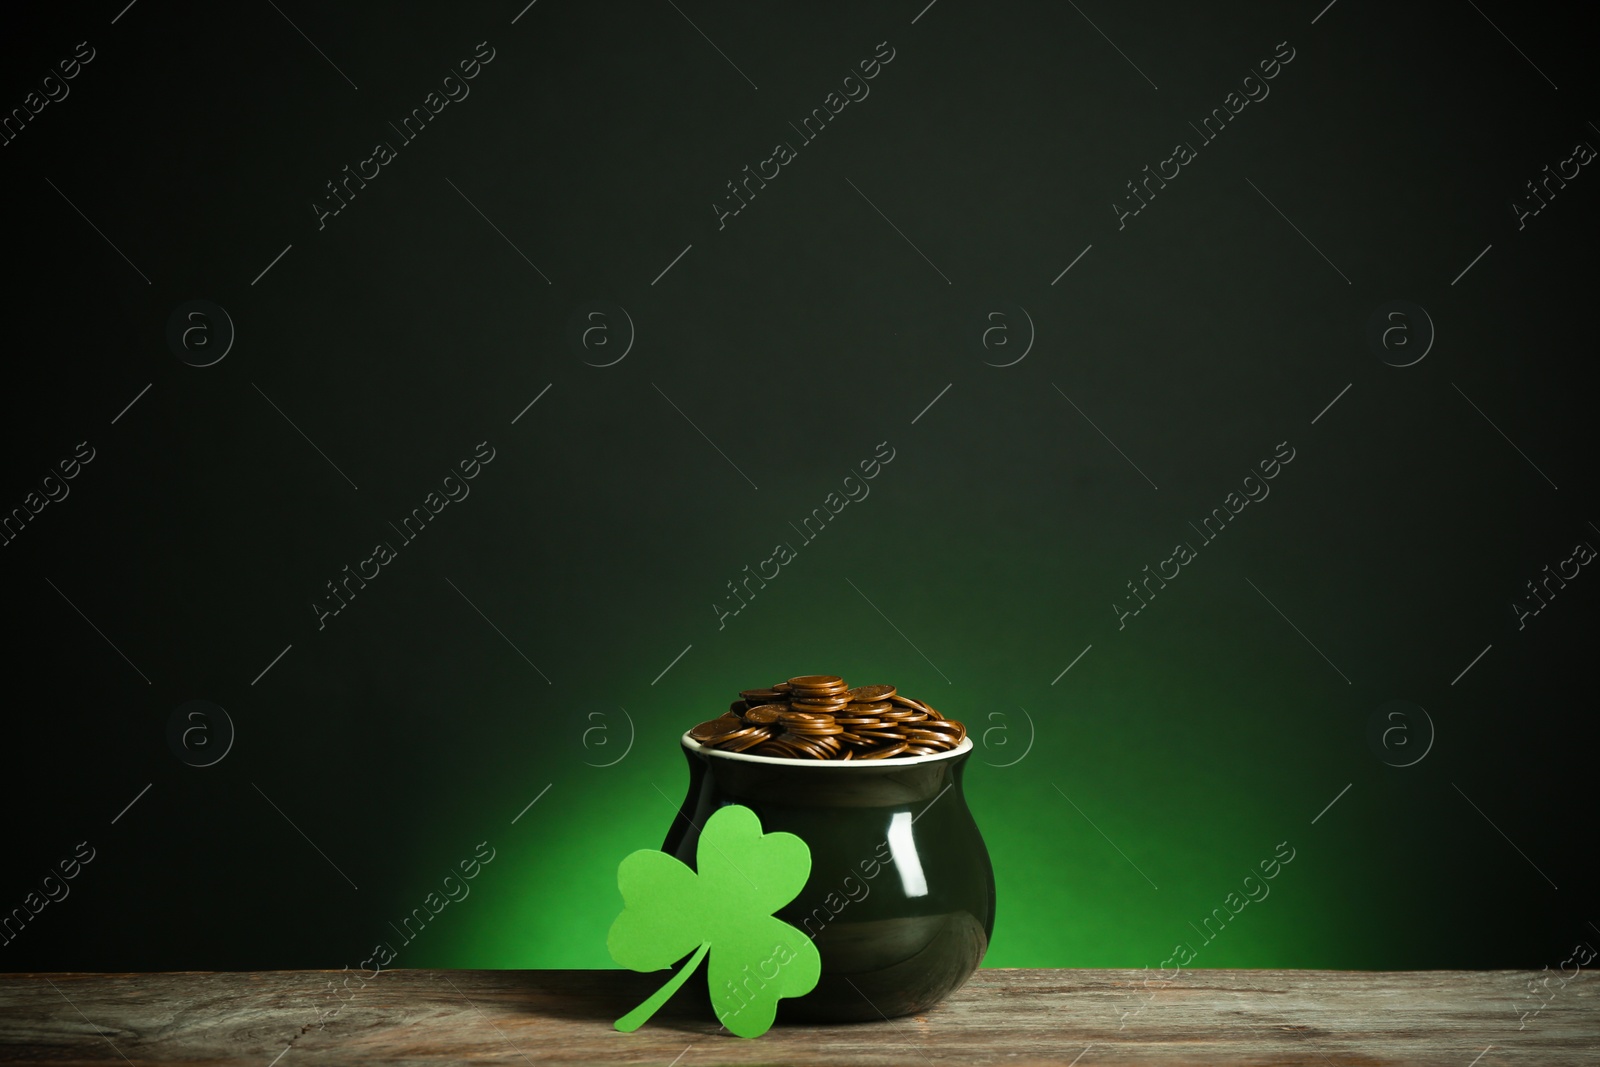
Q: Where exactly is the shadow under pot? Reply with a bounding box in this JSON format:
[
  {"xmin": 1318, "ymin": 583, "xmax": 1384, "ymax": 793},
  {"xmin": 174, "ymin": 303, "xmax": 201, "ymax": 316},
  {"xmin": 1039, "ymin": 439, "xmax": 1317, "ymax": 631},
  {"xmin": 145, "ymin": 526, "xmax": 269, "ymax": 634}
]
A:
[{"xmin": 662, "ymin": 734, "xmax": 995, "ymax": 1022}]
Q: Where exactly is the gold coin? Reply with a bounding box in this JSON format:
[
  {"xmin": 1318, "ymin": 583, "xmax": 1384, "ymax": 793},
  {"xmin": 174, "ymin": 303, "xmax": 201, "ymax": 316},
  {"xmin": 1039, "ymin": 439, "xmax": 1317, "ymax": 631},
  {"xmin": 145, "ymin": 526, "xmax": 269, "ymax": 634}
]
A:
[
  {"xmin": 788, "ymin": 674, "xmax": 846, "ymax": 689},
  {"xmin": 860, "ymin": 743, "xmax": 910, "ymax": 760},
  {"xmin": 786, "ymin": 721, "xmax": 844, "ymax": 736},
  {"xmin": 849, "ymin": 685, "xmax": 897, "ymax": 702},
  {"xmin": 744, "ymin": 704, "xmax": 785, "ymax": 724},
  {"xmin": 784, "ymin": 734, "xmax": 830, "ymax": 759},
  {"xmin": 777, "ymin": 710, "xmax": 831, "ymax": 724},
  {"xmin": 715, "ymin": 723, "xmax": 764, "ymax": 745},
  {"xmin": 722, "ymin": 727, "xmax": 777, "ymax": 752},
  {"xmin": 707, "ymin": 723, "xmax": 762, "ymax": 745},
  {"xmin": 851, "ymin": 733, "xmax": 904, "ymax": 745}
]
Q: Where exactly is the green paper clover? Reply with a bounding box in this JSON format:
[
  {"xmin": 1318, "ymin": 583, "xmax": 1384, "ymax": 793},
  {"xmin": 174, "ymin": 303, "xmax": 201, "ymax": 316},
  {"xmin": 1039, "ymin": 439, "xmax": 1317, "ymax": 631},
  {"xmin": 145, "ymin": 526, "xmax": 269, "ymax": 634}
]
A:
[{"xmin": 608, "ymin": 804, "xmax": 820, "ymax": 1038}]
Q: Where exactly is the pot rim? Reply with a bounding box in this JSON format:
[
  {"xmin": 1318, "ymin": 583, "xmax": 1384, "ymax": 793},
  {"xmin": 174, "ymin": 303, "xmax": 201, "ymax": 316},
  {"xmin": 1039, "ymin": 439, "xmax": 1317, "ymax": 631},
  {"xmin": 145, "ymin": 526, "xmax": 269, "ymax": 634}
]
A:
[{"xmin": 681, "ymin": 732, "xmax": 972, "ymax": 767}]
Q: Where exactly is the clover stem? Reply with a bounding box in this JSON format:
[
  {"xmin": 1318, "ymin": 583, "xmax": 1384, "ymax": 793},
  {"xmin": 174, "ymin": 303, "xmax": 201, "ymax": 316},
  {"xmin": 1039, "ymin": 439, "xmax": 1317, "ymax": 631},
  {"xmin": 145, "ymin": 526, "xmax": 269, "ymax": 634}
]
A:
[{"xmin": 614, "ymin": 940, "xmax": 711, "ymax": 1033}]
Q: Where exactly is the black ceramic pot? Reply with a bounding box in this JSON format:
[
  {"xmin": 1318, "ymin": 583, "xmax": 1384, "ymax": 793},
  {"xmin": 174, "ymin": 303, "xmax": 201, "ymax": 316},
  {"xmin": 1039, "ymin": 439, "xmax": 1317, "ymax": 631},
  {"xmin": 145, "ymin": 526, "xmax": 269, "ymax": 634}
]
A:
[{"xmin": 662, "ymin": 734, "xmax": 995, "ymax": 1022}]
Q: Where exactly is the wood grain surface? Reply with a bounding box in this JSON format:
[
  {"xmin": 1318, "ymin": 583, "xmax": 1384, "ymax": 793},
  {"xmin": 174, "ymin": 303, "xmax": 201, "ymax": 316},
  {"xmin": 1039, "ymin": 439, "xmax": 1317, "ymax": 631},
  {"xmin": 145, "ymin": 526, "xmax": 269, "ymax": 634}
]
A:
[{"xmin": 1, "ymin": 968, "xmax": 1595, "ymax": 1066}]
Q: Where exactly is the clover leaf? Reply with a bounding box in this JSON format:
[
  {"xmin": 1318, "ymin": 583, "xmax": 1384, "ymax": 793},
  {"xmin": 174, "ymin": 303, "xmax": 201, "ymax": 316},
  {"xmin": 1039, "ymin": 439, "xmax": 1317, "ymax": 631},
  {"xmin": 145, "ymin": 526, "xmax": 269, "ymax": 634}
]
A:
[{"xmin": 608, "ymin": 803, "xmax": 820, "ymax": 1038}]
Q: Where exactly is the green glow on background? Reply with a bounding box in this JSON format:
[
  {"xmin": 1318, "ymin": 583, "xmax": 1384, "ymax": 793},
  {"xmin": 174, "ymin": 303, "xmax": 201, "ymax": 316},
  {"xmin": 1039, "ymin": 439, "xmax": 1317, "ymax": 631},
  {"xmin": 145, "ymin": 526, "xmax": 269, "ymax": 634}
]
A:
[{"xmin": 391, "ymin": 510, "xmax": 1557, "ymax": 973}]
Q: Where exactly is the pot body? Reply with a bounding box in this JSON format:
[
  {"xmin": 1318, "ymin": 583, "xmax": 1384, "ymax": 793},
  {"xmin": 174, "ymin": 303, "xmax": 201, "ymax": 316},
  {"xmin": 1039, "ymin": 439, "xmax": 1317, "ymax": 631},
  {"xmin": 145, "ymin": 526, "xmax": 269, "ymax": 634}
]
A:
[{"xmin": 662, "ymin": 737, "xmax": 995, "ymax": 1021}]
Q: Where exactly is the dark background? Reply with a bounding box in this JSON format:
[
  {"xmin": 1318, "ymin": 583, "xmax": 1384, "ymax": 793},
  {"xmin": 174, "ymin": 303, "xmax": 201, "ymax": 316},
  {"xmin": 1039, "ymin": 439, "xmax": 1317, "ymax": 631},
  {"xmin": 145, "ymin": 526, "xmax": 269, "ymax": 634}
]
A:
[{"xmin": 1, "ymin": 0, "xmax": 1595, "ymax": 977}]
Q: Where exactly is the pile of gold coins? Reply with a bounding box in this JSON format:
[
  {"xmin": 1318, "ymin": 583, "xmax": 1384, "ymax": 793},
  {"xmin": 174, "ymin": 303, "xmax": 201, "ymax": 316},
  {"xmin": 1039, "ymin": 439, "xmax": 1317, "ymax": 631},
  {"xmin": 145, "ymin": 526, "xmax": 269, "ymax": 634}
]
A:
[{"xmin": 688, "ymin": 675, "xmax": 966, "ymax": 760}]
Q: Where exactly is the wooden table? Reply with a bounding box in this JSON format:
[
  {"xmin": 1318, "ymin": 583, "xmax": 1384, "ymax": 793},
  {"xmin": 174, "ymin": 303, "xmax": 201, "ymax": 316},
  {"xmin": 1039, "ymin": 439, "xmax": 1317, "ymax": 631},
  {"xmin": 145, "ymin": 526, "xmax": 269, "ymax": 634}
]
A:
[{"xmin": 2, "ymin": 969, "xmax": 1595, "ymax": 1065}]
